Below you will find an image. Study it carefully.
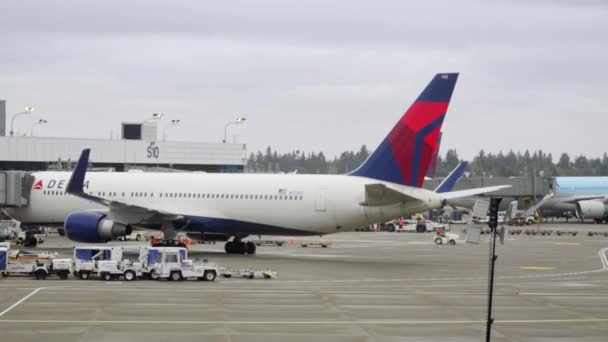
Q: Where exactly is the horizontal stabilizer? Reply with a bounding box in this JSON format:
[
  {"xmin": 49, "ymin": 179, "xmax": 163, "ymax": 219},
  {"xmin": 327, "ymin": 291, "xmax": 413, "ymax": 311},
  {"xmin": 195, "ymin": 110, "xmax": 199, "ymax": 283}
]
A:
[
  {"xmin": 361, "ymin": 183, "xmax": 419, "ymax": 207},
  {"xmin": 434, "ymin": 161, "xmax": 468, "ymax": 193},
  {"xmin": 440, "ymin": 185, "xmax": 511, "ymax": 200}
]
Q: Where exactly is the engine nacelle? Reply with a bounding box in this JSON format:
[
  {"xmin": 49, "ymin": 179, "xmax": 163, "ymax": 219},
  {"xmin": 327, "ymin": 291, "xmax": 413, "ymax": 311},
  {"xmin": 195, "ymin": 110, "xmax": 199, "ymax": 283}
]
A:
[
  {"xmin": 65, "ymin": 211, "xmax": 132, "ymax": 243},
  {"xmin": 576, "ymin": 200, "xmax": 606, "ymax": 220}
]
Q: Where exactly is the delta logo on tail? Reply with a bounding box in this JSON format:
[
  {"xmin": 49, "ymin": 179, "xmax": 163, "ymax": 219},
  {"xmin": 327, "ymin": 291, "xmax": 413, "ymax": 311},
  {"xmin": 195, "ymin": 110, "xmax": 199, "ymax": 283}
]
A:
[
  {"xmin": 351, "ymin": 73, "xmax": 458, "ymax": 187},
  {"xmin": 33, "ymin": 180, "xmax": 43, "ymax": 190}
]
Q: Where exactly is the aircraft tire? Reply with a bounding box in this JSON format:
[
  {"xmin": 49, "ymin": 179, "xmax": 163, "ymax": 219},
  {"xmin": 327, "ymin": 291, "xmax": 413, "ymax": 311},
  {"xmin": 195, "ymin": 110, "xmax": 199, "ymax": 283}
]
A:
[
  {"xmin": 246, "ymin": 242, "xmax": 256, "ymax": 255},
  {"xmin": 236, "ymin": 242, "xmax": 247, "ymax": 254},
  {"xmin": 225, "ymin": 241, "xmax": 235, "ymax": 254}
]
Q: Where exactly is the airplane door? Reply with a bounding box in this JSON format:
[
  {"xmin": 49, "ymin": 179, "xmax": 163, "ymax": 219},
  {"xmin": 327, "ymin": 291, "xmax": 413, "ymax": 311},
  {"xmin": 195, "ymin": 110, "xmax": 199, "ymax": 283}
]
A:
[{"xmin": 315, "ymin": 189, "xmax": 326, "ymax": 212}]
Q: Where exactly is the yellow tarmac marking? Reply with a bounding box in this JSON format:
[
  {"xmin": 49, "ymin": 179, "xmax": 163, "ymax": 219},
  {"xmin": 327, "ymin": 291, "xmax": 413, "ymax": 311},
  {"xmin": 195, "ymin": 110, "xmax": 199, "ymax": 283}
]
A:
[
  {"xmin": 520, "ymin": 266, "xmax": 555, "ymax": 270},
  {"xmin": 0, "ymin": 318, "xmax": 607, "ymax": 325},
  {"xmin": 555, "ymin": 242, "xmax": 581, "ymax": 245}
]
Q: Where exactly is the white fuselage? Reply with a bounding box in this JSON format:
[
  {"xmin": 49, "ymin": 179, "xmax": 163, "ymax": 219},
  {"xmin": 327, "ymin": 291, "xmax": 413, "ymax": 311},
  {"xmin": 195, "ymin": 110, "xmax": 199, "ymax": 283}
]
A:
[{"xmin": 5, "ymin": 171, "xmax": 443, "ymax": 236}]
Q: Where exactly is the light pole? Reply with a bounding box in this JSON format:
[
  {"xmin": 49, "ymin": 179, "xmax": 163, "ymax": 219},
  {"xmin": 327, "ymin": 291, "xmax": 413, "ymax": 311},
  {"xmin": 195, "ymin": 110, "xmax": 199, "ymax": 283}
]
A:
[
  {"xmin": 10, "ymin": 105, "xmax": 35, "ymax": 136},
  {"xmin": 223, "ymin": 117, "xmax": 246, "ymax": 143},
  {"xmin": 30, "ymin": 119, "xmax": 48, "ymax": 136},
  {"xmin": 163, "ymin": 119, "xmax": 180, "ymax": 141}
]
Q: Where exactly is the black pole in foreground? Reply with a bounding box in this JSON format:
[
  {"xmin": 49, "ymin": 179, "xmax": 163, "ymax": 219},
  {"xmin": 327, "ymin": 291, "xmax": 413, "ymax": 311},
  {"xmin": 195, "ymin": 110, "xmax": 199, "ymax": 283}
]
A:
[{"xmin": 486, "ymin": 197, "xmax": 502, "ymax": 342}]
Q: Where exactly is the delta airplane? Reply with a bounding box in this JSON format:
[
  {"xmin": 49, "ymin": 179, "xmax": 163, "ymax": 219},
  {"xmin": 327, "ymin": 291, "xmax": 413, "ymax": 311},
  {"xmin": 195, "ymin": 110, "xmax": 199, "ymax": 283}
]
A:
[{"xmin": 4, "ymin": 73, "xmax": 508, "ymax": 254}]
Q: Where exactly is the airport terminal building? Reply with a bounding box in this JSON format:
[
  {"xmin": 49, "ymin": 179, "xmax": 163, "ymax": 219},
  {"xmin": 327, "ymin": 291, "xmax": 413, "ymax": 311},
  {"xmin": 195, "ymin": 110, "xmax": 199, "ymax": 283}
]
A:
[{"xmin": 0, "ymin": 100, "xmax": 247, "ymax": 173}]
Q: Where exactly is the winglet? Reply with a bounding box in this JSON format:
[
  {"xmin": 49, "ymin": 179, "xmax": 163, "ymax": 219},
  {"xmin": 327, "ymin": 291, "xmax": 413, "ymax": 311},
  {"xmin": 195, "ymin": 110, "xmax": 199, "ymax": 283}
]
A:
[
  {"xmin": 434, "ymin": 161, "xmax": 468, "ymax": 193},
  {"xmin": 66, "ymin": 149, "xmax": 90, "ymax": 194}
]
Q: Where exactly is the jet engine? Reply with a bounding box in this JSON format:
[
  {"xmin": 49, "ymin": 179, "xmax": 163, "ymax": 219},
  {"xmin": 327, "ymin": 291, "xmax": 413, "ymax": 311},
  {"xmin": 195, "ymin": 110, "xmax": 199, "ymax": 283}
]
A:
[
  {"xmin": 65, "ymin": 211, "xmax": 132, "ymax": 243},
  {"xmin": 575, "ymin": 200, "xmax": 606, "ymax": 220}
]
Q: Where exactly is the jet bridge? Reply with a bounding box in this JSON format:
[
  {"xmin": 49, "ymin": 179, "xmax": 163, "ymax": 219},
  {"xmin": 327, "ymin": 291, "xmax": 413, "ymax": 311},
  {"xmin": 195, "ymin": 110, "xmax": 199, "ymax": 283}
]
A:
[{"xmin": 0, "ymin": 171, "xmax": 34, "ymax": 207}]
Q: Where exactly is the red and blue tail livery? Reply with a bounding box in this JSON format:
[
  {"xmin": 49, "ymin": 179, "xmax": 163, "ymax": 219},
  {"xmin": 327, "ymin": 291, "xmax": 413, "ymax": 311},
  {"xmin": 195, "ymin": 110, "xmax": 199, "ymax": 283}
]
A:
[
  {"xmin": 426, "ymin": 132, "xmax": 443, "ymax": 178},
  {"xmin": 350, "ymin": 73, "xmax": 458, "ymax": 187}
]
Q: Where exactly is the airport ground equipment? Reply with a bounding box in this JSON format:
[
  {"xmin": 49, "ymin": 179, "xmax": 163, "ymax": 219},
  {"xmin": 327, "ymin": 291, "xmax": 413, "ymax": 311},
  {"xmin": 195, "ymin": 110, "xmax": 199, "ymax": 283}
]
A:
[
  {"xmin": 396, "ymin": 220, "xmax": 449, "ymax": 233},
  {"xmin": 434, "ymin": 232, "xmax": 459, "ymax": 245},
  {"xmin": 299, "ymin": 241, "xmax": 330, "ymax": 248},
  {"xmin": 32, "ymin": 257, "xmax": 72, "ymax": 280},
  {"xmin": 0, "ymin": 244, "xmax": 70, "ymax": 279},
  {"xmin": 73, "ymin": 246, "xmax": 125, "ymax": 279},
  {"xmin": 555, "ymin": 230, "xmax": 578, "ymax": 236},
  {"xmin": 219, "ymin": 267, "xmax": 278, "ymax": 279},
  {"xmin": 15, "ymin": 230, "xmax": 44, "ymax": 247},
  {"xmin": 97, "ymin": 258, "xmax": 143, "ymax": 281},
  {"xmin": 587, "ymin": 231, "xmax": 608, "ymax": 237},
  {"xmin": 0, "ymin": 245, "xmax": 7, "ymax": 277},
  {"xmin": 117, "ymin": 231, "xmax": 144, "ymax": 241},
  {"xmin": 148, "ymin": 247, "xmax": 218, "ymax": 281},
  {"xmin": 254, "ymin": 239, "xmax": 284, "ymax": 246}
]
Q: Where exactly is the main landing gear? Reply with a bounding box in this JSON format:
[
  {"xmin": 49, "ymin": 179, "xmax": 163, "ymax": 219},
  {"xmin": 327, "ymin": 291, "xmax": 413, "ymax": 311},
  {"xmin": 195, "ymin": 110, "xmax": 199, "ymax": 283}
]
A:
[{"xmin": 224, "ymin": 237, "xmax": 256, "ymax": 255}]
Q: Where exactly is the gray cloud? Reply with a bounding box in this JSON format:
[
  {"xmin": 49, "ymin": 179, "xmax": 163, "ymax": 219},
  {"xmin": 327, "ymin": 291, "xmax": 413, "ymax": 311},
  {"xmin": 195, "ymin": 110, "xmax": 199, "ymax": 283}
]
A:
[{"xmin": 0, "ymin": 0, "xmax": 607, "ymax": 161}]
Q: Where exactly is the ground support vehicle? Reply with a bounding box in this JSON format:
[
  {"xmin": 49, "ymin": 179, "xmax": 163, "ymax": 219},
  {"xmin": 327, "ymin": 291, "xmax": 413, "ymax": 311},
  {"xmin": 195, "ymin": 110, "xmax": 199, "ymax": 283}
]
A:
[
  {"xmin": 299, "ymin": 241, "xmax": 330, "ymax": 248},
  {"xmin": 97, "ymin": 259, "xmax": 143, "ymax": 281},
  {"xmin": 587, "ymin": 231, "xmax": 608, "ymax": 237},
  {"xmin": 396, "ymin": 221, "xmax": 449, "ymax": 233},
  {"xmin": 73, "ymin": 246, "xmax": 125, "ymax": 279},
  {"xmin": 434, "ymin": 232, "xmax": 459, "ymax": 245},
  {"xmin": 0, "ymin": 244, "xmax": 70, "ymax": 279},
  {"xmin": 0, "ymin": 224, "xmax": 18, "ymax": 242},
  {"xmin": 254, "ymin": 240, "xmax": 285, "ymax": 246},
  {"xmin": 555, "ymin": 230, "xmax": 578, "ymax": 236},
  {"xmin": 117, "ymin": 231, "xmax": 144, "ymax": 241},
  {"xmin": 15, "ymin": 230, "xmax": 44, "ymax": 247},
  {"xmin": 0, "ymin": 246, "xmax": 7, "ymax": 277},
  {"xmin": 32, "ymin": 258, "xmax": 72, "ymax": 280},
  {"xmin": 148, "ymin": 247, "xmax": 218, "ymax": 281},
  {"xmin": 219, "ymin": 267, "xmax": 278, "ymax": 279}
]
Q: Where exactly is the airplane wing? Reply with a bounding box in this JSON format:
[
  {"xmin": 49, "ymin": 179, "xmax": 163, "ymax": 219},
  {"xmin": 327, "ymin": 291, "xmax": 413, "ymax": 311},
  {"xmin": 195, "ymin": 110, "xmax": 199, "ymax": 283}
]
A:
[
  {"xmin": 561, "ymin": 195, "xmax": 608, "ymax": 204},
  {"xmin": 66, "ymin": 149, "xmax": 182, "ymax": 224},
  {"xmin": 439, "ymin": 185, "xmax": 511, "ymax": 200},
  {"xmin": 360, "ymin": 183, "xmax": 420, "ymax": 206}
]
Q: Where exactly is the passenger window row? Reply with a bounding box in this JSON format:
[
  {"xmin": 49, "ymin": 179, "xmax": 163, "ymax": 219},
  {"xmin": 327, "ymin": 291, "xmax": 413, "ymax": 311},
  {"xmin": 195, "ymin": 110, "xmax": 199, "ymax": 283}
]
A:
[
  {"xmin": 42, "ymin": 190, "xmax": 304, "ymax": 201},
  {"xmin": 42, "ymin": 190, "xmax": 68, "ymax": 196}
]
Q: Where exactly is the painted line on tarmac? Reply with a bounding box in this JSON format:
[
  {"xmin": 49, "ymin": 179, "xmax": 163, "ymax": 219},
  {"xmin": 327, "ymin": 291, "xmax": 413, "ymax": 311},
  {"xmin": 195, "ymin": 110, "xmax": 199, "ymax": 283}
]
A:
[
  {"xmin": 599, "ymin": 247, "xmax": 608, "ymax": 270},
  {"xmin": 519, "ymin": 292, "xmax": 608, "ymax": 297},
  {"xmin": 0, "ymin": 318, "xmax": 607, "ymax": 325},
  {"xmin": 555, "ymin": 242, "xmax": 581, "ymax": 245},
  {"xmin": 0, "ymin": 287, "xmax": 45, "ymax": 317},
  {"xmin": 251, "ymin": 246, "xmax": 608, "ymax": 284},
  {"xmin": 519, "ymin": 266, "xmax": 555, "ymax": 270}
]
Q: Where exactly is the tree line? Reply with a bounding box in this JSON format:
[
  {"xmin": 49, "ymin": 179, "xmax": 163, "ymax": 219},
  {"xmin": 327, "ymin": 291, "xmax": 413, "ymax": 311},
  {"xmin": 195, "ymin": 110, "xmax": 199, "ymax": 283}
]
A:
[{"xmin": 246, "ymin": 146, "xmax": 608, "ymax": 177}]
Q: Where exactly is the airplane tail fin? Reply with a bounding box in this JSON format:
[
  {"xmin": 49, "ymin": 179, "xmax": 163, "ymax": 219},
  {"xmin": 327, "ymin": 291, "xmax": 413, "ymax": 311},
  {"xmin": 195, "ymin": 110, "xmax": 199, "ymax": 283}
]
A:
[
  {"xmin": 434, "ymin": 161, "xmax": 468, "ymax": 193},
  {"xmin": 350, "ymin": 73, "xmax": 459, "ymax": 187},
  {"xmin": 426, "ymin": 132, "xmax": 443, "ymax": 178}
]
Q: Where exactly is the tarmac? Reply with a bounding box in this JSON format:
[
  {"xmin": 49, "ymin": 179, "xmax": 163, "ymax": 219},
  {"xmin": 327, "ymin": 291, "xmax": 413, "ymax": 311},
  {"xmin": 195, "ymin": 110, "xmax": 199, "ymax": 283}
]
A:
[{"xmin": 1, "ymin": 222, "xmax": 607, "ymax": 341}]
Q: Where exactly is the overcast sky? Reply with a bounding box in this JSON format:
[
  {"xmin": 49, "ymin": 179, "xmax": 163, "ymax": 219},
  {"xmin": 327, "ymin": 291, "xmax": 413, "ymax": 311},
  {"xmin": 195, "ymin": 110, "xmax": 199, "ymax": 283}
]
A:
[{"xmin": 1, "ymin": 0, "xmax": 607, "ymax": 160}]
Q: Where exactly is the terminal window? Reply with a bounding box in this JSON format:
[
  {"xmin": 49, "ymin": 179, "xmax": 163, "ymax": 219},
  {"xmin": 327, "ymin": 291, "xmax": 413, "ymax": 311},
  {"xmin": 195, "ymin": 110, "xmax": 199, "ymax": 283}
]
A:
[{"xmin": 122, "ymin": 124, "xmax": 142, "ymax": 140}]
